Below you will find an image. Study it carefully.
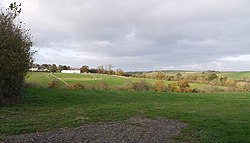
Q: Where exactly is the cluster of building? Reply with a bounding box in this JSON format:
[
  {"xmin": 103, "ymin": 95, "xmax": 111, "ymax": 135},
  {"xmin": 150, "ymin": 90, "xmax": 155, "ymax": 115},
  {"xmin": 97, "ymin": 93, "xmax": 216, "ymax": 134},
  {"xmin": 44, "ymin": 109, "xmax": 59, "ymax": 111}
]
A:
[
  {"xmin": 29, "ymin": 67, "xmax": 80, "ymax": 74},
  {"xmin": 29, "ymin": 67, "xmax": 49, "ymax": 72}
]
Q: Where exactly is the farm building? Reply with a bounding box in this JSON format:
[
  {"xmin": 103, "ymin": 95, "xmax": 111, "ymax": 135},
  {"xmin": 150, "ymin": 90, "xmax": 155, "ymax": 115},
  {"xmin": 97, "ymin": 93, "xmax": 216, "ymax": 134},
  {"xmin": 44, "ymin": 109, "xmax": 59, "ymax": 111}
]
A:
[
  {"xmin": 61, "ymin": 70, "xmax": 81, "ymax": 74},
  {"xmin": 29, "ymin": 67, "xmax": 39, "ymax": 71},
  {"xmin": 29, "ymin": 68, "xmax": 49, "ymax": 72}
]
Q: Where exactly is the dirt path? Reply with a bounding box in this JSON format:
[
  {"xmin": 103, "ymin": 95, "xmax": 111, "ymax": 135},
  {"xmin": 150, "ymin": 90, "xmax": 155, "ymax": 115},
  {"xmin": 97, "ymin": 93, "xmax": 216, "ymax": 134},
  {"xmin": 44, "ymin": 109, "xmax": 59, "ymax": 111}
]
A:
[{"xmin": 3, "ymin": 117, "xmax": 187, "ymax": 143}]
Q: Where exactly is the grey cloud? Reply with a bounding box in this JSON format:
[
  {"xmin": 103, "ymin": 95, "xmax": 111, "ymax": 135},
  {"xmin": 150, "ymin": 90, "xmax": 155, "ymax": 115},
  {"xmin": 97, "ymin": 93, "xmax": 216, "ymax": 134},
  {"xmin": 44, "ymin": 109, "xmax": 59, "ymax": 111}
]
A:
[{"xmin": 2, "ymin": 0, "xmax": 250, "ymax": 71}]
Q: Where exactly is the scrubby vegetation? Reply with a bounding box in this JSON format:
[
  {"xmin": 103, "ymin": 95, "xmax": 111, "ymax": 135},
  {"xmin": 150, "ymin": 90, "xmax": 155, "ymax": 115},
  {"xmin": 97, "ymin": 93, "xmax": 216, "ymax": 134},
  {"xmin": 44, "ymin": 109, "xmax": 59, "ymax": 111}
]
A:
[
  {"xmin": 132, "ymin": 71, "xmax": 250, "ymax": 92},
  {"xmin": 24, "ymin": 71, "xmax": 250, "ymax": 93}
]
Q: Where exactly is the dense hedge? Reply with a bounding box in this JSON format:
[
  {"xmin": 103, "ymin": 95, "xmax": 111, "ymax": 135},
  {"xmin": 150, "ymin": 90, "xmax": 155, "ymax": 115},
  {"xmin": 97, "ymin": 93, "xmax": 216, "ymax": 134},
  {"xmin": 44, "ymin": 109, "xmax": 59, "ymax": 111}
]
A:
[{"xmin": 0, "ymin": 3, "xmax": 33, "ymax": 105}]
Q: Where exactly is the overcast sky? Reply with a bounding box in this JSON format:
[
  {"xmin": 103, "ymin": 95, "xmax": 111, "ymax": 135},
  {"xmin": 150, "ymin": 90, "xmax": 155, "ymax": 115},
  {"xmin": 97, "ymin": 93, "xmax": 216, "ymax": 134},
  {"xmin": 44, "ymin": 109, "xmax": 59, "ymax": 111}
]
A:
[{"xmin": 1, "ymin": 0, "xmax": 250, "ymax": 71}]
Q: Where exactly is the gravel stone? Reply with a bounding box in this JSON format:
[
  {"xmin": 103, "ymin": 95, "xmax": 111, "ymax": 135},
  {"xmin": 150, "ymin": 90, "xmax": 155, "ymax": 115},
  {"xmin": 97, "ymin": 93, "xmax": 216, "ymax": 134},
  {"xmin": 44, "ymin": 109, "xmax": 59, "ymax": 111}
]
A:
[{"xmin": 3, "ymin": 117, "xmax": 187, "ymax": 143}]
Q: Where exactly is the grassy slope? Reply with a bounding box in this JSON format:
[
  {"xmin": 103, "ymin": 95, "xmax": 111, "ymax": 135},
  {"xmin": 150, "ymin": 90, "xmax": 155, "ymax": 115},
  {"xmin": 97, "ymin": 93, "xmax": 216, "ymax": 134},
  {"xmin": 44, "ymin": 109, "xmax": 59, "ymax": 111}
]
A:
[
  {"xmin": 218, "ymin": 71, "xmax": 250, "ymax": 80},
  {"xmin": 0, "ymin": 89, "xmax": 249, "ymax": 142},
  {"xmin": 25, "ymin": 72, "xmax": 206, "ymax": 89}
]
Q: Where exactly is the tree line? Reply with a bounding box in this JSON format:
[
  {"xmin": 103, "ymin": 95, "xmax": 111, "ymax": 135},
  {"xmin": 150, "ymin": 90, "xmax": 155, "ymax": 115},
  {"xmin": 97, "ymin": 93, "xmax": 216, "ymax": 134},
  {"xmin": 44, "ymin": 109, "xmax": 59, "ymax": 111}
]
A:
[{"xmin": 30, "ymin": 63, "xmax": 130, "ymax": 76}]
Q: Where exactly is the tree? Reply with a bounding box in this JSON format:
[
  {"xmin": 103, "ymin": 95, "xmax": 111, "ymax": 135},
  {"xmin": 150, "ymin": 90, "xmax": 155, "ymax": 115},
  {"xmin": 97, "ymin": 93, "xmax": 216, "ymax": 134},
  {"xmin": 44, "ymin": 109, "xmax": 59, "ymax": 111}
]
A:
[
  {"xmin": 63, "ymin": 65, "xmax": 69, "ymax": 70},
  {"xmin": 89, "ymin": 68, "xmax": 98, "ymax": 73},
  {"xmin": 107, "ymin": 64, "xmax": 114, "ymax": 75},
  {"xmin": 0, "ymin": 2, "xmax": 34, "ymax": 105},
  {"xmin": 115, "ymin": 68, "xmax": 125, "ymax": 76},
  {"xmin": 97, "ymin": 65, "xmax": 105, "ymax": 74},
  {"xmin": 80, "ymin": 65, "xmax": 89, "ymax": 73},
  {"xmin": 49, "ymin": 64, "xmax": 57, "ymax": 73},
  {"xmin": 58, "ymin": 65, "xmax": 69, "ymax": 71},
  {"xmin": 58, "ymin": 65, "xmax": 63, "ymax": 71}
]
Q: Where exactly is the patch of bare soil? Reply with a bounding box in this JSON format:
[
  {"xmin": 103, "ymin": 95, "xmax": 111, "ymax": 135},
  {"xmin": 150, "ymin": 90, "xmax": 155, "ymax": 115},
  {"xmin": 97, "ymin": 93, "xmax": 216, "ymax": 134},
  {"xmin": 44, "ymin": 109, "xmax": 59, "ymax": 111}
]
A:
[{"xmin": 3, "ymin": 117, "xmax": 187, "ymax": 143}]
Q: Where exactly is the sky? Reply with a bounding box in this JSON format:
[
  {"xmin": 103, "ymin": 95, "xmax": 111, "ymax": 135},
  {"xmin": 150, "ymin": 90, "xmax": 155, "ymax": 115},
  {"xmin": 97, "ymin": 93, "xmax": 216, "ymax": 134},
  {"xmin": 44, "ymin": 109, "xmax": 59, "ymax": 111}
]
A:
[{"xmin": 1, "ymin": 0, "xmax": 250, "ymax": 71}]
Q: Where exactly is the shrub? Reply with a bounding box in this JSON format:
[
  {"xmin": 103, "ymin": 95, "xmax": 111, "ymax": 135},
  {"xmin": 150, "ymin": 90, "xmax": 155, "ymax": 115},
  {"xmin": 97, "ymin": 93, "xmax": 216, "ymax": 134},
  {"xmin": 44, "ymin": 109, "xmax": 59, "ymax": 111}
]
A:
[
  {"xmin": 95, "ymin": 81, "xmax": 109, "ymax": 90},
  {"xmin": 85, "ymin": 84, "xmax": 95, "ymax": 90},
  {"xmin": 198, "ymin": 86, "xmax": 225, "ymax": 93},
  {"xmin": 168, "ymin": 83, "xmax": 178, "ymax": 92},
  {"xmin": 155, "ymin": 72, "xmax": 166, "ymax": 80},
  {"xmin": 68, "ymin": 83, "xmax": 96, "ymax": 90},
  {"xmin": 114, "ymin": 84, "xmax": 131, "ymax": 91},
  {"xmin": 177, "ymin": 80, "xmax": 192, "ymax": 92},
  {"xmin": 154, "ymin": 80, "xmax": 166, "ymax": 92},
  {"xmin": 236, "ymin": 82, "xmax": 250, "ymax": 92},
  {"xmin": 207, "ymin": 73, "xmax": 218, "ymax": 81},
  {"xmin": 47, "ymin": 80, "xmax": 60, "ymax": 88},
  {"xmin": 67, "ymin": 83, "xmax": 86, "ymax": 89},
  {"xmin": 0, "ymin": 3, "xmax": 34, "ymax": 105},
  {"xmin": 131, "ymin": 80, "xmax": 151, "ymax": 91}
]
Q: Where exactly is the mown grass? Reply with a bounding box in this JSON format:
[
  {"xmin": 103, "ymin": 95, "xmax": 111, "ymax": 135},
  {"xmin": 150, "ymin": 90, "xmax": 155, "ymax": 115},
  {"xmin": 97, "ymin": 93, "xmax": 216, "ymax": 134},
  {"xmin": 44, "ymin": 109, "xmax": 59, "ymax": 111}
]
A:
[{"xmin": 1, "ymin": 88, "xmax": 249, "ymax": 142}]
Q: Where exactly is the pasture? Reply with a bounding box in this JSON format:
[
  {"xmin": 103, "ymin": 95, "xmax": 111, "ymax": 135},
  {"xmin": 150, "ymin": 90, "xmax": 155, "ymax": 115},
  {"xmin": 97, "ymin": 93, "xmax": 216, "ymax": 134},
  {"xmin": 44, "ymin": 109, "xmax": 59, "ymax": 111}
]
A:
[
  {"xmin": 218, "ymin": 71, "xmax": 250, "ymax": 80},
  {"xmin": 1, "ymin": 88, "xmax": 249, "ymax": 142},
  {"xmin": 1, "ymin": 72, "xmax": 249, "ymax": 142},
  {"xmin": 25, "ymin": 72, "xmax": 206, "ymax": 89}
]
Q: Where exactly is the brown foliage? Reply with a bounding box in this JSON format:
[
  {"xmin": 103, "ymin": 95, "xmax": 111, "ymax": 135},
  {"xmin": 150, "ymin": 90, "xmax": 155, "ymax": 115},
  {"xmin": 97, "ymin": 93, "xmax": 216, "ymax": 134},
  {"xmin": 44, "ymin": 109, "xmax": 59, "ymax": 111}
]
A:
[
  {"xmin": 168, "ymin": 83, "xmax": 178, "ymax": 92},
  {"xmin": 67, "ymin": 83, "xmax": 86, "ymax": 89},
  {"xmin": 154, "ymin": 80, "xmax": 166, "ymax": 92},
  {"xmin": 96, "ymin": 81, "xmax": 109, "ymax": 90},
  {"xmin": 131, "ymin": 80, "xmax": 151, "ymax": 91},
  {"xmin": 47, "ymin": 80, "xmax": 60, "ymax": 88},
  {"xmin": 177, "ymin": 80, "xmax": 192, "ymax": 92}
]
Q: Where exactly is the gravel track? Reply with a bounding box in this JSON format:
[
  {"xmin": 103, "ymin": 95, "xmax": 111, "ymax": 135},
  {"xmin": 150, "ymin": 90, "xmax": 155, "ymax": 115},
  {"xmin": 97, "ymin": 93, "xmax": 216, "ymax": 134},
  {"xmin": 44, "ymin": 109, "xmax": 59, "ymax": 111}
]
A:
[{"xmin": 3, "ymin": 117, "xmax": 187, "ymax": 143}]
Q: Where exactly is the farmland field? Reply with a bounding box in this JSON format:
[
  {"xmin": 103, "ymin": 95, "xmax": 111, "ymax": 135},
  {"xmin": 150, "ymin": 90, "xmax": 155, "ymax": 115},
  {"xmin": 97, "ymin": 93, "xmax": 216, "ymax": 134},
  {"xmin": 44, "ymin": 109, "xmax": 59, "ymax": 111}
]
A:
[
  {"xmin": 1, "ymin": 88, "xmax": 249, "ymax": 142},
  {"xmin": 1, "ymin": 72, "xmax": 249, "ymax": 142},
  {"xmin": 218, "ymin": 71, "xmax": 250, "ymax": 80},
  {"xmin": 25, "ymin": 72, "xmax": 206, "ymax": 89}
]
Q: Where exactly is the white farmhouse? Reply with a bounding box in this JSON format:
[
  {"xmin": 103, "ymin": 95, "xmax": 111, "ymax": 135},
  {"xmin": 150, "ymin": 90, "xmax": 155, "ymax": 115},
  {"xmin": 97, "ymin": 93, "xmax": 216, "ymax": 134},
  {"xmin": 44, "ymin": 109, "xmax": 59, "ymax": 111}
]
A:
[
  {"xmin": 61, "ymin": 70, "xmax": 81, "ymax": 74},
  {"xmin": 29, "ymin": 67, "xmax": 39, "ymax": 71}
]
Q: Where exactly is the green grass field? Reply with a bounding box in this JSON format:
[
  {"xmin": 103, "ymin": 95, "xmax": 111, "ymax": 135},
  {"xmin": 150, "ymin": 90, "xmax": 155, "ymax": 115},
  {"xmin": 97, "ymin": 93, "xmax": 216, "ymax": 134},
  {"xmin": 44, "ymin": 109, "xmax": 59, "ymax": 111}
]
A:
[
  {"xmin": 1, "ymin": 88, "xmax": 249, "ymax": 142},
  {"xmin": 25, "ymin": 72, "xmax": 206, "ymax": 89},
  {"xmin": 218, "ymin": 71, "xmax": 250, "ymax": 80},
  {"xmin": 2, "ymin": 72, "xmax": 249, "ymax": 142}
]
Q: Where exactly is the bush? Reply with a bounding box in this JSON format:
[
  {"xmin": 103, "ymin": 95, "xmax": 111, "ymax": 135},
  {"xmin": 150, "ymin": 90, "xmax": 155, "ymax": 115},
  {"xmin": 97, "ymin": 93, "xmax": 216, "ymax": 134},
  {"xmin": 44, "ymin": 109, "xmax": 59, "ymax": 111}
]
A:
[
  {"xmin": 168, "ymin": 83, "xmax": 178, "ymax": 92},
  {"xmin": 0, "ymin": 3, "xmax": 33, "ymax": 105},
  {"xmin": 154, "ymin": 80, "xmax": 166, "ymax": 92},
  {"xmin": 198, "ymin": 86, "xmax": 225, "ymax": 93},
  {"xmin": 67, "ymin": 83, "xmax": 96, "ymax": 90},
  {"xmin": 236, "ymin": 82, "xmax": 250, "ymax": 92},
  {"xmin": 131, "ymin": 80, "xmax": 151, "ymax": 91},
  {"xmin": 114, "ymin": 84, "xmax": 131, "ymax": 91},
  {"xmin": 85, "ymin": 84, "xmax": 95, "ymax": 90},
  {"xmin": 67, "ymin": 83, "xmax": 86, "ymax": 89},
  {"xmin": 177, "ymin": 80, "xmax": 192, "ymax": 92},
  {"xmin": 47, "ymin": 80, "xmax": 60, "ymax": 88},
  {"xmin": 95, "ymin": 81, "xmax": 109, "ymax": 90}
]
